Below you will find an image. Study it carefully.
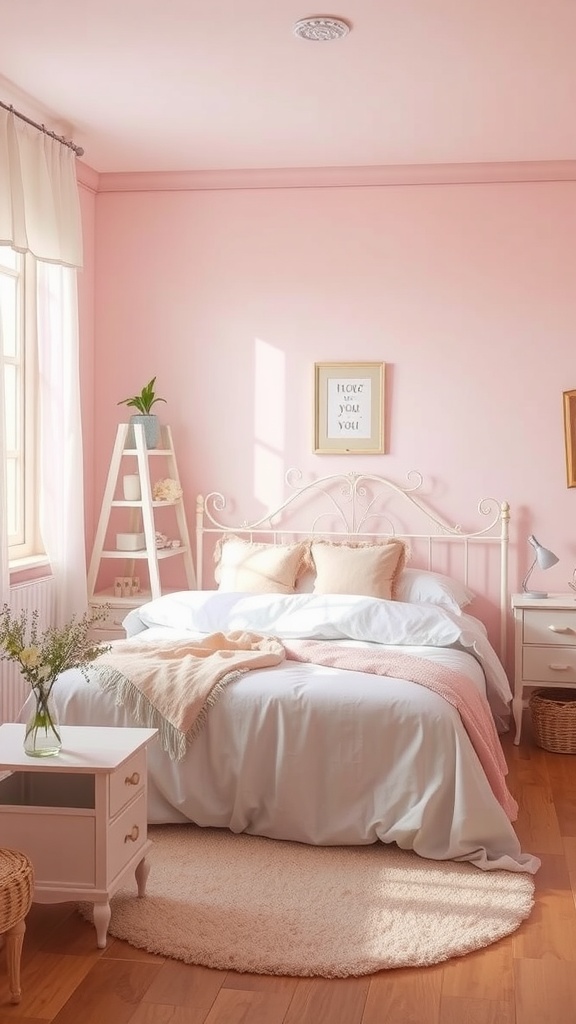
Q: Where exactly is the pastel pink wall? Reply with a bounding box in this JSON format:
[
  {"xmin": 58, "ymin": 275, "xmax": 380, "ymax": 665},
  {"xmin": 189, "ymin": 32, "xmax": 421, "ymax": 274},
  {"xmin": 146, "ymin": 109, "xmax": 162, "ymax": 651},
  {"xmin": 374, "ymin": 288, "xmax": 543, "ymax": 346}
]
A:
[{"xmin": 81, "ymin": 169, "xmax": 576, "ymax": 646}]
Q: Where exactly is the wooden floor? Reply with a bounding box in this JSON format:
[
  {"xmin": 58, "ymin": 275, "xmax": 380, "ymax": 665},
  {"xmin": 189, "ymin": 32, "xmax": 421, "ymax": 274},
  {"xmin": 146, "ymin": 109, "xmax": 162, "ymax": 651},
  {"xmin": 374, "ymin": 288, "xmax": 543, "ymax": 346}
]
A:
[{"xmin": 2, "ymin": 718, "xmax": 576, "ymax": 1024}]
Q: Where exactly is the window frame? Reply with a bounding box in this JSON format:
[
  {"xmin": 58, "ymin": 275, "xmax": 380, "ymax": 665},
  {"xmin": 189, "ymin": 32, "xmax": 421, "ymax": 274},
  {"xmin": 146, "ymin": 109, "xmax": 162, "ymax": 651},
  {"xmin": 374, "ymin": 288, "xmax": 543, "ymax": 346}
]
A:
[{"xmin": 1, "ymin": 249, "xmax": 43, "ymax": 564}]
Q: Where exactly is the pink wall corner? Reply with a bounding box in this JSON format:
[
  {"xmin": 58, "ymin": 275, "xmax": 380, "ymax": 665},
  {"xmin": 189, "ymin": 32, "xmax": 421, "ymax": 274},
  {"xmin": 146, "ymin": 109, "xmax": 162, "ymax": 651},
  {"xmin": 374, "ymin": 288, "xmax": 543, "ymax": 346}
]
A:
[{"xmin": 78, "ymin": 167, "xmax": 576, "ymax": 655}]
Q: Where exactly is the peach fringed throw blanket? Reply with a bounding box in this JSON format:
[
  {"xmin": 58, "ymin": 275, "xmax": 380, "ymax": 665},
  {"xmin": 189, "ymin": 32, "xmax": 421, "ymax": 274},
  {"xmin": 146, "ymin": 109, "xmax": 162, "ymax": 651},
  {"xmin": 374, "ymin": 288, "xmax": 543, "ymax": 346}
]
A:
[
  {"xmin": 93, "ymin": 631, "xmax": 285, "ymax": 761},
  {"xmin": 283, "ymin": 640, "xmax": 518, "ymax": 822}
]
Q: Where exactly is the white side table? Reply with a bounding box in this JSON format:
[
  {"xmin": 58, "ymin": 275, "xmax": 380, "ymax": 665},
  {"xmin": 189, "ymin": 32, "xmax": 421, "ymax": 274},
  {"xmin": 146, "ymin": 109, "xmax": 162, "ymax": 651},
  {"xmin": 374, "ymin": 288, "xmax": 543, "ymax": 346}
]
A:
[
  {"xmin": 0, "ymin": 724, "xmax": 157, "ymax": 947},
  {"xmin": 511, "ymin": 593, "xmax": 576, "ymax": 744}
]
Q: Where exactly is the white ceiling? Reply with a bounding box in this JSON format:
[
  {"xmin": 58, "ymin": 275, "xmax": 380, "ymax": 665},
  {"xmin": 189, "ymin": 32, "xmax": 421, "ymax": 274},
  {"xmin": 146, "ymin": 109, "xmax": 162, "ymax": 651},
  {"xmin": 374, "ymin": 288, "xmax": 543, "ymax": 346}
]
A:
[{"xmin": 1, "ymin": 0, "xmax": 575, "ymax": 175}]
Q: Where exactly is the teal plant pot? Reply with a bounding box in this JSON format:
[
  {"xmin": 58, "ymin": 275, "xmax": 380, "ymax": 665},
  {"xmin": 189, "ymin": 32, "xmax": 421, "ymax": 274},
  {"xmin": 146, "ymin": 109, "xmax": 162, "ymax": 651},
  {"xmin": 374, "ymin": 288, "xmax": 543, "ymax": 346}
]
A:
[{"xmin": 128, "ymin": 414, "xmax": 160, "ymax": 449}]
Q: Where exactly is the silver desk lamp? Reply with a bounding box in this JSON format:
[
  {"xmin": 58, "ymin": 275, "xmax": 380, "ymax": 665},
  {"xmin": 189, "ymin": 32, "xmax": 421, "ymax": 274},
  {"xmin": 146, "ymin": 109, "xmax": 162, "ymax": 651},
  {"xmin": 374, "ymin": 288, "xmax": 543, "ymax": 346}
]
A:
[{"xmin": 521, "ymin": 535, "xmax": 559, "ymax": 599}]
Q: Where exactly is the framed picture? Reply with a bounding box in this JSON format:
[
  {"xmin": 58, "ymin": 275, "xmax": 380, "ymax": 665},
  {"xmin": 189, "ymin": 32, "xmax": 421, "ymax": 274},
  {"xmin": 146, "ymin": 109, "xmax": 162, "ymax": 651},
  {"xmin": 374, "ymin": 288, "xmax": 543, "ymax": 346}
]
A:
[
  {"xmin": 314, "ymin": 362, "xmax": 385, "ymax": 454},
  {"xmin": 563, "ymin": 389, "xmax": 576, "ymax": 487}
]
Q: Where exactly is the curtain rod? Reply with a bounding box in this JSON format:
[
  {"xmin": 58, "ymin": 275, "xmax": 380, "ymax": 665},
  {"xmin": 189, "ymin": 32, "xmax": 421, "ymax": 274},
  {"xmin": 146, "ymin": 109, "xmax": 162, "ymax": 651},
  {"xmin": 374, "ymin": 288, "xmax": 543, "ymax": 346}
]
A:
[{"xmin": 0, "ymin": 99, "xmax": 84, "ymax": 157}]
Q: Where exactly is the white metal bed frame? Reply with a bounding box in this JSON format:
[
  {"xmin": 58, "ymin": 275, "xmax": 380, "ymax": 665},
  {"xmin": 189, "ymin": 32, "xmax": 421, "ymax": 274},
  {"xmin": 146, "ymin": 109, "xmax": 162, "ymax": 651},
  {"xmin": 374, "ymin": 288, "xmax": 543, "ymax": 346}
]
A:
[{"xmin": 195, "ymin": 470, "xmax": 510, "ymax": 658}]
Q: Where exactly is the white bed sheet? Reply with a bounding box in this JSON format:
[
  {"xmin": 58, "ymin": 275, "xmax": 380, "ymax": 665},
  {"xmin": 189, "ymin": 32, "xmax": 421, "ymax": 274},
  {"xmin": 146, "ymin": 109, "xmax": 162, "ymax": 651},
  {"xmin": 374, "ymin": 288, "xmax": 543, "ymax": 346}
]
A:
[{"xmin": 33, "ymin": 627, "xmax": 540, "ymax": 875}]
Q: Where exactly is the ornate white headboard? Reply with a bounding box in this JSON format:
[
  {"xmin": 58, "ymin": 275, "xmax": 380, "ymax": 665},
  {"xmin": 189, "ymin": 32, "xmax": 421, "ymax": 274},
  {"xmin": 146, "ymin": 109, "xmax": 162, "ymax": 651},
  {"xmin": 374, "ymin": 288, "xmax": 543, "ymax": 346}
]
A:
[{"xmin": 196, "ymin": 470, "xmax": 510, "ymax": 658}]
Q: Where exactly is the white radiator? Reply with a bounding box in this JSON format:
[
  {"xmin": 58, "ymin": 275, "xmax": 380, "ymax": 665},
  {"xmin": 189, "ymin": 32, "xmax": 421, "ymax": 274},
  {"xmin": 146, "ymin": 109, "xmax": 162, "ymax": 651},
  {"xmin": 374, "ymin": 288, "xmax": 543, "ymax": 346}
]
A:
[{"xmin": 1, "ymin": 577, "xmax": 56, "ymax": 723}]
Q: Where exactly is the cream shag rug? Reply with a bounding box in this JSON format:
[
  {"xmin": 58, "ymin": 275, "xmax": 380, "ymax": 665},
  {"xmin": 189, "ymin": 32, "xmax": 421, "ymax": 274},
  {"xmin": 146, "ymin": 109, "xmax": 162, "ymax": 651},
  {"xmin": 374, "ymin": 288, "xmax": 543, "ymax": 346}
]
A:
[{"xmin": 85, "ymin": 825, "xmax": 535, "ymax": 977}]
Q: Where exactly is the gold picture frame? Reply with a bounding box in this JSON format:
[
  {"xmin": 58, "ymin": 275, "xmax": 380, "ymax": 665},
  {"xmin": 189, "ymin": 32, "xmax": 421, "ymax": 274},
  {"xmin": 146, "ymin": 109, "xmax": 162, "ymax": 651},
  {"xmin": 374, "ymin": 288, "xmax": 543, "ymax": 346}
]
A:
[
  {"xmin": 563, "ymin": 389, "xmax": 576, "ymax": 487},
  {"xmin": 314, "ymin": 362, "xmax": 385, "ymax": 454}
]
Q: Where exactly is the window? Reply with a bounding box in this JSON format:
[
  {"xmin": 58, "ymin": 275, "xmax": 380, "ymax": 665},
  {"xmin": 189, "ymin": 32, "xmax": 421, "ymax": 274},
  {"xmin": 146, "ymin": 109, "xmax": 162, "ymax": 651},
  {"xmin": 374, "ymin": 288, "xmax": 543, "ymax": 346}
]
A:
[{"xmin": 0, "ymin": 248, "xmax": 42, "ymax": 562}]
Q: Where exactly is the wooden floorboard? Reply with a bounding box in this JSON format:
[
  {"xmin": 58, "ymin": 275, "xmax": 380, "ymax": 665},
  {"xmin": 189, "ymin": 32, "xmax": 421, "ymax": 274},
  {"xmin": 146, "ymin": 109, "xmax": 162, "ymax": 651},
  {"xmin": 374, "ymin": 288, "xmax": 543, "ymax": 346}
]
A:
[{"xmin": 1, "ymin": 718, "xmax": 575, "ymax": 1024}]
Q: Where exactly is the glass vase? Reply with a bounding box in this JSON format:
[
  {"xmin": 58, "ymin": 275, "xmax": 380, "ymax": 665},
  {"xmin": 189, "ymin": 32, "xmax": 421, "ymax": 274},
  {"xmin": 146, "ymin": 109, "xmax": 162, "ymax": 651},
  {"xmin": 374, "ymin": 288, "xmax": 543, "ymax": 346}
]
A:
[{"xmin": 24, "ymin": 685, "xmax": 62, "ymax": 757}]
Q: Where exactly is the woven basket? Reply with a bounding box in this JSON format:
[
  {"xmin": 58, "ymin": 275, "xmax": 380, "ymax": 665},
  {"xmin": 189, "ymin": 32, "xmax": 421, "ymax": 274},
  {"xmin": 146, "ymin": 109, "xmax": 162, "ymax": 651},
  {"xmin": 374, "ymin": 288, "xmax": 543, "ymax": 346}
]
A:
[
  {"xmin": 0, "ymin": 848, "xmax": 34, "ymax": 934},
  {"xmin": 529, "ymin": 688, "xmax": 576, "ymax": 754}
]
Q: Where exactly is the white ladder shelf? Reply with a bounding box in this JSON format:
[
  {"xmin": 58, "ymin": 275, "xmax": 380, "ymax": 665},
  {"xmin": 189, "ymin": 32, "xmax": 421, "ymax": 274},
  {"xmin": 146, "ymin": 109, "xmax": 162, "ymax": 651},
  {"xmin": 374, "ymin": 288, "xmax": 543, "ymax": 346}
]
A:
[{"xmin": 88, "ymin": 423, "xmax": 196, "ymax": 618}]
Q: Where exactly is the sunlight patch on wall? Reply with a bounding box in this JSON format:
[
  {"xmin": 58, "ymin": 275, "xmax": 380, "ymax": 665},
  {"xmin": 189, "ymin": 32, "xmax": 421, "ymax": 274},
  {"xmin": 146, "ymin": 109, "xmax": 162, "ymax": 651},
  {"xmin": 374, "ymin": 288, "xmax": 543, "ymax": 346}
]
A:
[{"xmin": 254, "ymin": 338, "xmax": 286, "ymax": 511}]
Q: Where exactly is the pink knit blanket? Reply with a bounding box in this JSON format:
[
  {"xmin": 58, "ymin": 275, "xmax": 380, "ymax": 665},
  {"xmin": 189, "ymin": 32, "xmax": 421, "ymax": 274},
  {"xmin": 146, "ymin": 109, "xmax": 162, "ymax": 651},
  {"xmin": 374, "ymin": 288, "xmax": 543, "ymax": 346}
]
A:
[{"xmin": 284, "ymin": 640, "xmax": 518, "ymax": 822}]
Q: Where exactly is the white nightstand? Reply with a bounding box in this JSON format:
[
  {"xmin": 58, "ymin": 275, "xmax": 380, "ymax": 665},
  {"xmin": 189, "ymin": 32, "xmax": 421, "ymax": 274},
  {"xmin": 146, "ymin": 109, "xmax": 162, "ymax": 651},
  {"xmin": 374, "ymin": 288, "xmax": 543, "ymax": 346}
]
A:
[
  {"xmin": 0, "ymin": 724, "xmax": 157, "ymax": 947},
  {"xmin": 511, "ymin": 593, "xmax": 576, "ymax": 744},
  {"xmin": 88, "ymin": 595, "xmax": 146, "ymax": 641}
]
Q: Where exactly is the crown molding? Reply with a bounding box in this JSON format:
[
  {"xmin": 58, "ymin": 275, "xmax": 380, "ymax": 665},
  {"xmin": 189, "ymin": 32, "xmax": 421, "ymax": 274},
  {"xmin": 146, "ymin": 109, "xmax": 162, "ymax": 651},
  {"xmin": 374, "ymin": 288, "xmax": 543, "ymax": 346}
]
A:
[
  {"xmin": 76, "ymin": 161, "xmax": 99, "ymax": 194},
  {"xmin": 92, "ymin": 160, "xmax": 576, "ymax": 194}
]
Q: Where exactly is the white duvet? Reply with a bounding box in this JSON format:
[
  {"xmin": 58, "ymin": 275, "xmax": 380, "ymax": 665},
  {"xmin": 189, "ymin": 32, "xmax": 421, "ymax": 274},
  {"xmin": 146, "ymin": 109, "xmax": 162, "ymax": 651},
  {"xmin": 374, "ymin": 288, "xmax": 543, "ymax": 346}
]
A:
[{"xmin": 28, "ymin": 592, "xmax": 540, "ymax": 874}]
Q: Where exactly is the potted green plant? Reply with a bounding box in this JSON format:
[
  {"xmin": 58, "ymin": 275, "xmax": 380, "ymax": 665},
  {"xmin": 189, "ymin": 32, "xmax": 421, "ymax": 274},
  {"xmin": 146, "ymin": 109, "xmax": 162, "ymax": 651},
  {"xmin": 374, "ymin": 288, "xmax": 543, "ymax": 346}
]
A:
[{"xmin": 118, "ymin": 376, "xmax": 166, "ymax": 449}]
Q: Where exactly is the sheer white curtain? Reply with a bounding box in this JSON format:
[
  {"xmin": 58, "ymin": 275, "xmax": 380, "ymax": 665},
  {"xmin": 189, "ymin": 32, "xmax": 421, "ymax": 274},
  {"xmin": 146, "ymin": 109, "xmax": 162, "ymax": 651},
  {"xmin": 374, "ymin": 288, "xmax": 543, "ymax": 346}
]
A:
[
  {"xmin": 0, "ymin": 107, "xmax": 83, "ymax": 268},
  {"xmin": 37, "ymin": 263, "xmax": 88, "ymax": 623},
  {"xmin": 0, "ymin": 106, "xmax": 85, "ymax": 622},
  {"xmin": 0, "ymin": 344, "xmax": 9, "ymax": 604}
]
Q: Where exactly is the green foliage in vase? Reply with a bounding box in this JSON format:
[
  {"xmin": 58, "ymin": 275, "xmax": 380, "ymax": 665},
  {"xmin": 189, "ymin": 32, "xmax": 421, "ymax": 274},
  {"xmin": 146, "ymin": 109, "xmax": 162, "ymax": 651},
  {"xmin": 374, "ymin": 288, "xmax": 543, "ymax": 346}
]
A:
[
  {"xmin": 0, "ymin": 603, "xmax": 111, "ymax": 691},
  {"xmin": 0, "ymin": 604, "xmax": 112, "ymax": 751},
  {"xmin": 117, "ymin": 376, "xmax": 167, "ymax": 415}
]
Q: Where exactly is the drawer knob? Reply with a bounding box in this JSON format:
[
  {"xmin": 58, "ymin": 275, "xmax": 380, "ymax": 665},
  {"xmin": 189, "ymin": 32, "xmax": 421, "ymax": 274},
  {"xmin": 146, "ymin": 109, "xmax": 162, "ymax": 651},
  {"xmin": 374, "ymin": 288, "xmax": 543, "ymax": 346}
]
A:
[
  {"xmin": 549, "ymin": 625, "xmax": 573, "ymax": 634},
  {"xmin": 124, "ymin": 825, "xmax": 140, "ymax": 843},
  {"xmin": 125, "ymin": 771, "xmax": 140, "ymax": 786},
  {"xmin": 549, "ymin": 663, "xmax": 570, "ymax": 671}
]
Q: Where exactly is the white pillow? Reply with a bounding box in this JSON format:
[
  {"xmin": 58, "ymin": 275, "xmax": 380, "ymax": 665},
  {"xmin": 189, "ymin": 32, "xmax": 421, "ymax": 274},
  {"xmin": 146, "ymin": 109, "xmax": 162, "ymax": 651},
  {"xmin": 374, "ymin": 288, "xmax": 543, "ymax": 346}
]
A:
[{"xmin": 395, "ymin": 568, "xmax": 474, "ymax": 613}]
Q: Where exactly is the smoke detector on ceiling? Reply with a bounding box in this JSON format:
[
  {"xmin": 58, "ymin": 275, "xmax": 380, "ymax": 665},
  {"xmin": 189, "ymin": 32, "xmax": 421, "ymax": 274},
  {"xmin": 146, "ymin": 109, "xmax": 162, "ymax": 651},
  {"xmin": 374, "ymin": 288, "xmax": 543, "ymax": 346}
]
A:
[{"xmin": 293, "ymin": 17, "xmax": 351, "ymax": 41}]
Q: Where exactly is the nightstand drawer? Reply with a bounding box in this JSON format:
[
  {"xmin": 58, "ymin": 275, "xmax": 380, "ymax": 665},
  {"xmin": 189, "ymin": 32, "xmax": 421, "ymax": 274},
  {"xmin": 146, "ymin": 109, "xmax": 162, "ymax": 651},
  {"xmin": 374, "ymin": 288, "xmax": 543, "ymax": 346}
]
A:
[
  {"xmin": 523, "ymin": 608, "xmax": 576, "ymax": 645},
  {"xmin": 109, "ymin": 749, "xmax": 147, "ymax": 818},
  {"xmin": 1, "ymin": 809, "xmax": 96, "ymax": 887},
  {"xmin": 89, "ymin": 604, "xmax": 130, "ymax": 636},
  {"xmin": 90, "ymin": 625, "xmax": 126, "ymax": 642},
  {"xmin": 523, "ymin": 646, "xmax": 576, "ymax": 683},
  {"xmin": 107, "ymin": 793, "xmax": 148, "ymax": 883}
]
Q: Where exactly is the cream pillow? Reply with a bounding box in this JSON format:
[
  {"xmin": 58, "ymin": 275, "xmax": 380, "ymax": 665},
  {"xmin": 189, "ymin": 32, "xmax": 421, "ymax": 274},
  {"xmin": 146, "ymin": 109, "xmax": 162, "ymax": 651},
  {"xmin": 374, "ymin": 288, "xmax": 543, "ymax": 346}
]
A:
[
  {"xmin": 310, "ymin": 539, "xmax": 407, "ymax": 600},
  {"xmin": 214, "ymin": 536, "xmax": 310, "ymax": 594}
]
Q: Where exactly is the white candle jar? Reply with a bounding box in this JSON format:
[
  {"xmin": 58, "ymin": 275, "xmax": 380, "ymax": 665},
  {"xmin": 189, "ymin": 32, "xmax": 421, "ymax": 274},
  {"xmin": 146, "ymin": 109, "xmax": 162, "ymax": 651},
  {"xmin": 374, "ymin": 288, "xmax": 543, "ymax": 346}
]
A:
[{"xmin": 123, "ymin": 475, "xmax": 141, "ymax": 501}]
